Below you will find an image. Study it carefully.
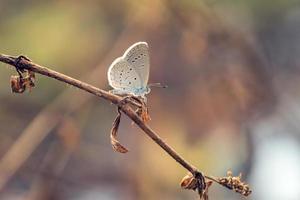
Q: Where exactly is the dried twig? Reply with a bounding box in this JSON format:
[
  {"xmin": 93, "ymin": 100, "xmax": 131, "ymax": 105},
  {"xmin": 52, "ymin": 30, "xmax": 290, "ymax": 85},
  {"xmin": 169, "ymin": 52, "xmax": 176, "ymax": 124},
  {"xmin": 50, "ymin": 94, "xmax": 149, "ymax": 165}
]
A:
[
  {"xmin": 0, "ymin": 54, "xmax": 252, "ymax": 199},
  {"xmin": 0, "ymin": 33, "xmax": 141, "ymax": 190}
]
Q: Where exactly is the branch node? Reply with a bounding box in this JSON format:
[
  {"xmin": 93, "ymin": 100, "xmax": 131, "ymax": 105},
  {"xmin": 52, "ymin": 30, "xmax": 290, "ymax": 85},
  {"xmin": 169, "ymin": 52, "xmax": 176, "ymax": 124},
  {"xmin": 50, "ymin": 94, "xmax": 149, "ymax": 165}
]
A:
[
  {"xmin": 10, "ymin": 55, "xmax": 36, "ymax": 93},
  {"xmin": 14, "ymin": 55, "xmax": 31, "ymax": 73},
  {"xmin": 118, "ymin": 95, "xmax": 151, "ymax": 122},
  {"xmin": 181, "ymin": 170, "xmax": 208, "ymax": 199}
]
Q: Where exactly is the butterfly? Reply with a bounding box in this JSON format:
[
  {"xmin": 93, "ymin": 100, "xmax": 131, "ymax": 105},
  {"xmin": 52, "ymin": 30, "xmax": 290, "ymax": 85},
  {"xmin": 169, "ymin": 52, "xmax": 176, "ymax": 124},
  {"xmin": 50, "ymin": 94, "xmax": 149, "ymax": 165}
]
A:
[{"xmin": 108, "ymin": 41, "xmax": 166, "ymax": 99}]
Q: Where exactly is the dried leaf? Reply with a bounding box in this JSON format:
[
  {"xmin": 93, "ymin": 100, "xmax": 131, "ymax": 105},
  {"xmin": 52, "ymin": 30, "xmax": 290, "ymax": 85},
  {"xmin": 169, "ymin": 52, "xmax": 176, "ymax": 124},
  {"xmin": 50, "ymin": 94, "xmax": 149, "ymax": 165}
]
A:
[
  {"xmin": 23, "ymin": 71, "xmax": 36, "ymax": 91},
  {"xmin": 180, "ymin": 173, "xmax": 198, "ymax": 190},
  {"xmin": 136, "ymin": 99, "xmax": 151, "ymax": 122},
  {"xmin": 10, "ymin": 70, "xmax": 35, "ymax": 93},
  {"xmin": 10, "ymin": 75, "xmax": 25, "ymax": 93},
  {"xmin": 218, "ymin": 170, "xmax": 252, "ymax": 196},
  {"xmin": 181, "ymin": 172, "xmax": 208, "ymax": 200},
  {"xmin": 110, "ymin": 108, "xmax": 128, "ymax": 153},
  {"xmin": 141, "ymin": 105, "xmax": 151, "ymax": 122},
  {"xmin": 203, "ymin": 181, "xmax": 213, "ymax": 200}
]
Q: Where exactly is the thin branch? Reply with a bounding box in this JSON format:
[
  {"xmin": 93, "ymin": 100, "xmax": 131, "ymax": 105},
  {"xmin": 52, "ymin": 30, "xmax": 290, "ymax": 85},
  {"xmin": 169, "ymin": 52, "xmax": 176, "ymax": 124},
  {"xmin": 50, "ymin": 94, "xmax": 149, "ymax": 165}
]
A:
[
  {"xmin": 0, "ymin": 54, "xmax": 252, "ymax": 198},
  {"xmin": 0, "ymin": 53, "xmax": 197, "ymax": 173},
  {"xmin": 0, "ymin": 33, "xmax": 143, "ymax": 190}
]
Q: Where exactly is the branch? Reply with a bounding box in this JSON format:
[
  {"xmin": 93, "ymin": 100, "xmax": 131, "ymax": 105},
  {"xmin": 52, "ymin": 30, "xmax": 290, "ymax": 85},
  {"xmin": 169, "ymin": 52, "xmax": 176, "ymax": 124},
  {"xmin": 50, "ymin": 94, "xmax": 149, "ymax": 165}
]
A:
[
  {"xmin": 0, "ymin": 54, "xmax": 251, "ymax": 198},
  {"xmin": 0, "ymin": 54, "xmax": 197, "ymax": 171}
]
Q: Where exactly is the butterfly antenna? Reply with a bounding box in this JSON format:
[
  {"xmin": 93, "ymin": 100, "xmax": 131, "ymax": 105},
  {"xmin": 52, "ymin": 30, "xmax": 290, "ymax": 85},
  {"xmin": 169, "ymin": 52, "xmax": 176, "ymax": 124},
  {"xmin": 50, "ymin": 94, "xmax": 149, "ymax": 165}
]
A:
[{"xmin": 148, "ymin": 83, "xmax": 168, "ymax": 88}]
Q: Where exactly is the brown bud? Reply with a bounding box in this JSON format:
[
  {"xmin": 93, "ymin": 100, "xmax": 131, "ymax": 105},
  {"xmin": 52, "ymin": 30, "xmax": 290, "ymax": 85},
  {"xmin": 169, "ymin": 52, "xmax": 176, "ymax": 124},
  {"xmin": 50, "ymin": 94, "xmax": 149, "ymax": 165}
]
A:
[
  {"xmin": 10, "ymin": 75, "xmax": 25, "ymax": 93},
  {"xmin": 180, "ymin": 173, "xmax": 198, "ymax": 190}
]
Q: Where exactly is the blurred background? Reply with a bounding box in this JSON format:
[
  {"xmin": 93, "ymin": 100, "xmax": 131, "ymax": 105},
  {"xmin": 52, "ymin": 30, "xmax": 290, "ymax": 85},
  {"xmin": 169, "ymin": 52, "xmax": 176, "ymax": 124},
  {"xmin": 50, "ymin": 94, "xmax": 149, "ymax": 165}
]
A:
[{"xmin": 0, "ymin": 0, "xmax": 300, "ymax": 199}]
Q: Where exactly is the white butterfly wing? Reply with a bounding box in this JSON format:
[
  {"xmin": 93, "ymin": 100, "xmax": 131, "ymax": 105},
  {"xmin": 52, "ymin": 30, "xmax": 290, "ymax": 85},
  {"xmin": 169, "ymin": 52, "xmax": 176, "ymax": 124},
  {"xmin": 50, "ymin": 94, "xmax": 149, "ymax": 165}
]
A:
[
  {"xmin": 107, "ymin": 57, "xmax": 143, "ymax": 92},
  {"xmin": 123, "ymin": 42, "xmax": 150, "ymax": 87}
]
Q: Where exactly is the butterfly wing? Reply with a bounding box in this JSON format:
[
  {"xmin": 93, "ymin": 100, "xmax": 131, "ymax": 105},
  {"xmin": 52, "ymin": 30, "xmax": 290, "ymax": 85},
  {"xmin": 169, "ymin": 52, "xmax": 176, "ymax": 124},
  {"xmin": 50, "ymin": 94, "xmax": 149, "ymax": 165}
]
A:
[
  {"xmin": 123, "ymin": 42, "xmax": 150, "ymax": 87},
  {"xmin": 107, "ymin": 57, "xmax": 143, "ymax": 94}
]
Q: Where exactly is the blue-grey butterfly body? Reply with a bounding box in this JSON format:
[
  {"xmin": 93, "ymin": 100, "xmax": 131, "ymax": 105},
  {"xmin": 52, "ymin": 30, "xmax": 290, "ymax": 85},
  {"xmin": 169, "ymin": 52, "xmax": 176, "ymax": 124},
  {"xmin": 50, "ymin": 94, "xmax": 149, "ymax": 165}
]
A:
[{"xmin": 108, "ymin": 42, "xmax": 151, "ymax": 98}]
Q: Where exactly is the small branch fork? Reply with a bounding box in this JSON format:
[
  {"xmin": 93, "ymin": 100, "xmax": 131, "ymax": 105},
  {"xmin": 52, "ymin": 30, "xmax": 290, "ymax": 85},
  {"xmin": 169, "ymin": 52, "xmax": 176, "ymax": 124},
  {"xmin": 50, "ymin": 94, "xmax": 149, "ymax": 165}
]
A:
[{"xmin": 0, "ymin": 54, "xmax": 251, "ymax": 199}]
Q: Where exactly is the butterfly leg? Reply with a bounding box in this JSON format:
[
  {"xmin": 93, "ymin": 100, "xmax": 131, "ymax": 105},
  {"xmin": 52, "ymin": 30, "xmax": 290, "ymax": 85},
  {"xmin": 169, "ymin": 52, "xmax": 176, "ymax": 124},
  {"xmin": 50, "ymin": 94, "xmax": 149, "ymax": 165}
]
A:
[
  {"xmin": 116, "ymin": 95, "xmax": 145, "ymax": 110},
  {"xmin": 117, "ymin": 95, "xmax": 135, "ymax": 107},
  {"xmin": 119, "ymin": 95, "xmax": 131, "ymax": 105}
]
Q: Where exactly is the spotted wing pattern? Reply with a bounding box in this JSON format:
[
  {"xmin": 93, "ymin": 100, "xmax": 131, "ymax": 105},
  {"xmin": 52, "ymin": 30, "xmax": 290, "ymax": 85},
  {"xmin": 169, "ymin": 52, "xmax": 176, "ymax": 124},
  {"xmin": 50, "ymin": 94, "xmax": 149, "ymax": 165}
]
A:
[{"xmin": 107, "ymin": 42, "xmax": 150, "ymax": 96}]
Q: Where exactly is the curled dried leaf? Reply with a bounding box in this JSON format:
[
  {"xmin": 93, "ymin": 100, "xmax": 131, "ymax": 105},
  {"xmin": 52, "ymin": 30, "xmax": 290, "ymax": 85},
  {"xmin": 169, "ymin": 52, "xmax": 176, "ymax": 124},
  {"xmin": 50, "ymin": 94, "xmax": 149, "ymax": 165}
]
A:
[
  {"xmin": 10, "ymin": 75, "xmax": 25, "ymax": 93},
  {"xmin": 142, "ymin": 105, "xmax": 151, "ymax": 122},
  {"xmin": 137, "ymin": 105, "xmax": 151, "ymax": 122},
  {"xmin": 110, "ymin": 108, "xmax": 128, "ymax": 153},
  {"xmin": 136, "ymin": 99, "xmax": 151, "ymax": 122},
  {"xmin": 180, "ymin": 172, "xmax": 208, "ymax": 200},
  {"xmin": 23, "ymin": 70, "xmax": 36, "ymax": 91},
  {"xmin": 10, "ymin": 70, "xmax": 35, "ymax": 93},
  {"xmin": 180, "ymin": 172, "xmax": 198, "ymax": 190}
]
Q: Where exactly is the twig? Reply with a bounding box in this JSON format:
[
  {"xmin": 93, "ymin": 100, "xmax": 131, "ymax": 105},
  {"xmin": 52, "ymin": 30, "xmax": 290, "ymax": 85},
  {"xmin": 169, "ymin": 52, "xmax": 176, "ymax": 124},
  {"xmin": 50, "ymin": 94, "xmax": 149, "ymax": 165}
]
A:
[
  {"xmin": 0, "ymin": 54, "xmax": 197, "ymax": 171},
  {"xmin": 0, "ymin": 54, "xmax": 251, "ymax": 198},
  {"xmin": 0, "ymin": 33, "xmax": 143, "ymax": 190}
]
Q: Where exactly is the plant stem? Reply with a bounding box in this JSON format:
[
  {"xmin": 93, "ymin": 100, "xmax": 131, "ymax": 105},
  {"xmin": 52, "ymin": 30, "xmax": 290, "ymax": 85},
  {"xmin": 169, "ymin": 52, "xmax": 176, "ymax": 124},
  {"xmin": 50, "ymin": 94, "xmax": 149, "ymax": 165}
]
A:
[{"xmin": 0, "ymin": 54, "xmax": 198, "ymax": 173}]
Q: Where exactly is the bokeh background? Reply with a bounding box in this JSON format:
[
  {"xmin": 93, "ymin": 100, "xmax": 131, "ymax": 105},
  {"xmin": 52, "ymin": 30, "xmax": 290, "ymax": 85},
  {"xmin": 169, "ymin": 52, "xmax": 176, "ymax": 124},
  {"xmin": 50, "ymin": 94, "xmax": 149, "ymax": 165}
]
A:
[{"xmin": 1, "ymin": 0, "xmax": 300, "ymax": 199}]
